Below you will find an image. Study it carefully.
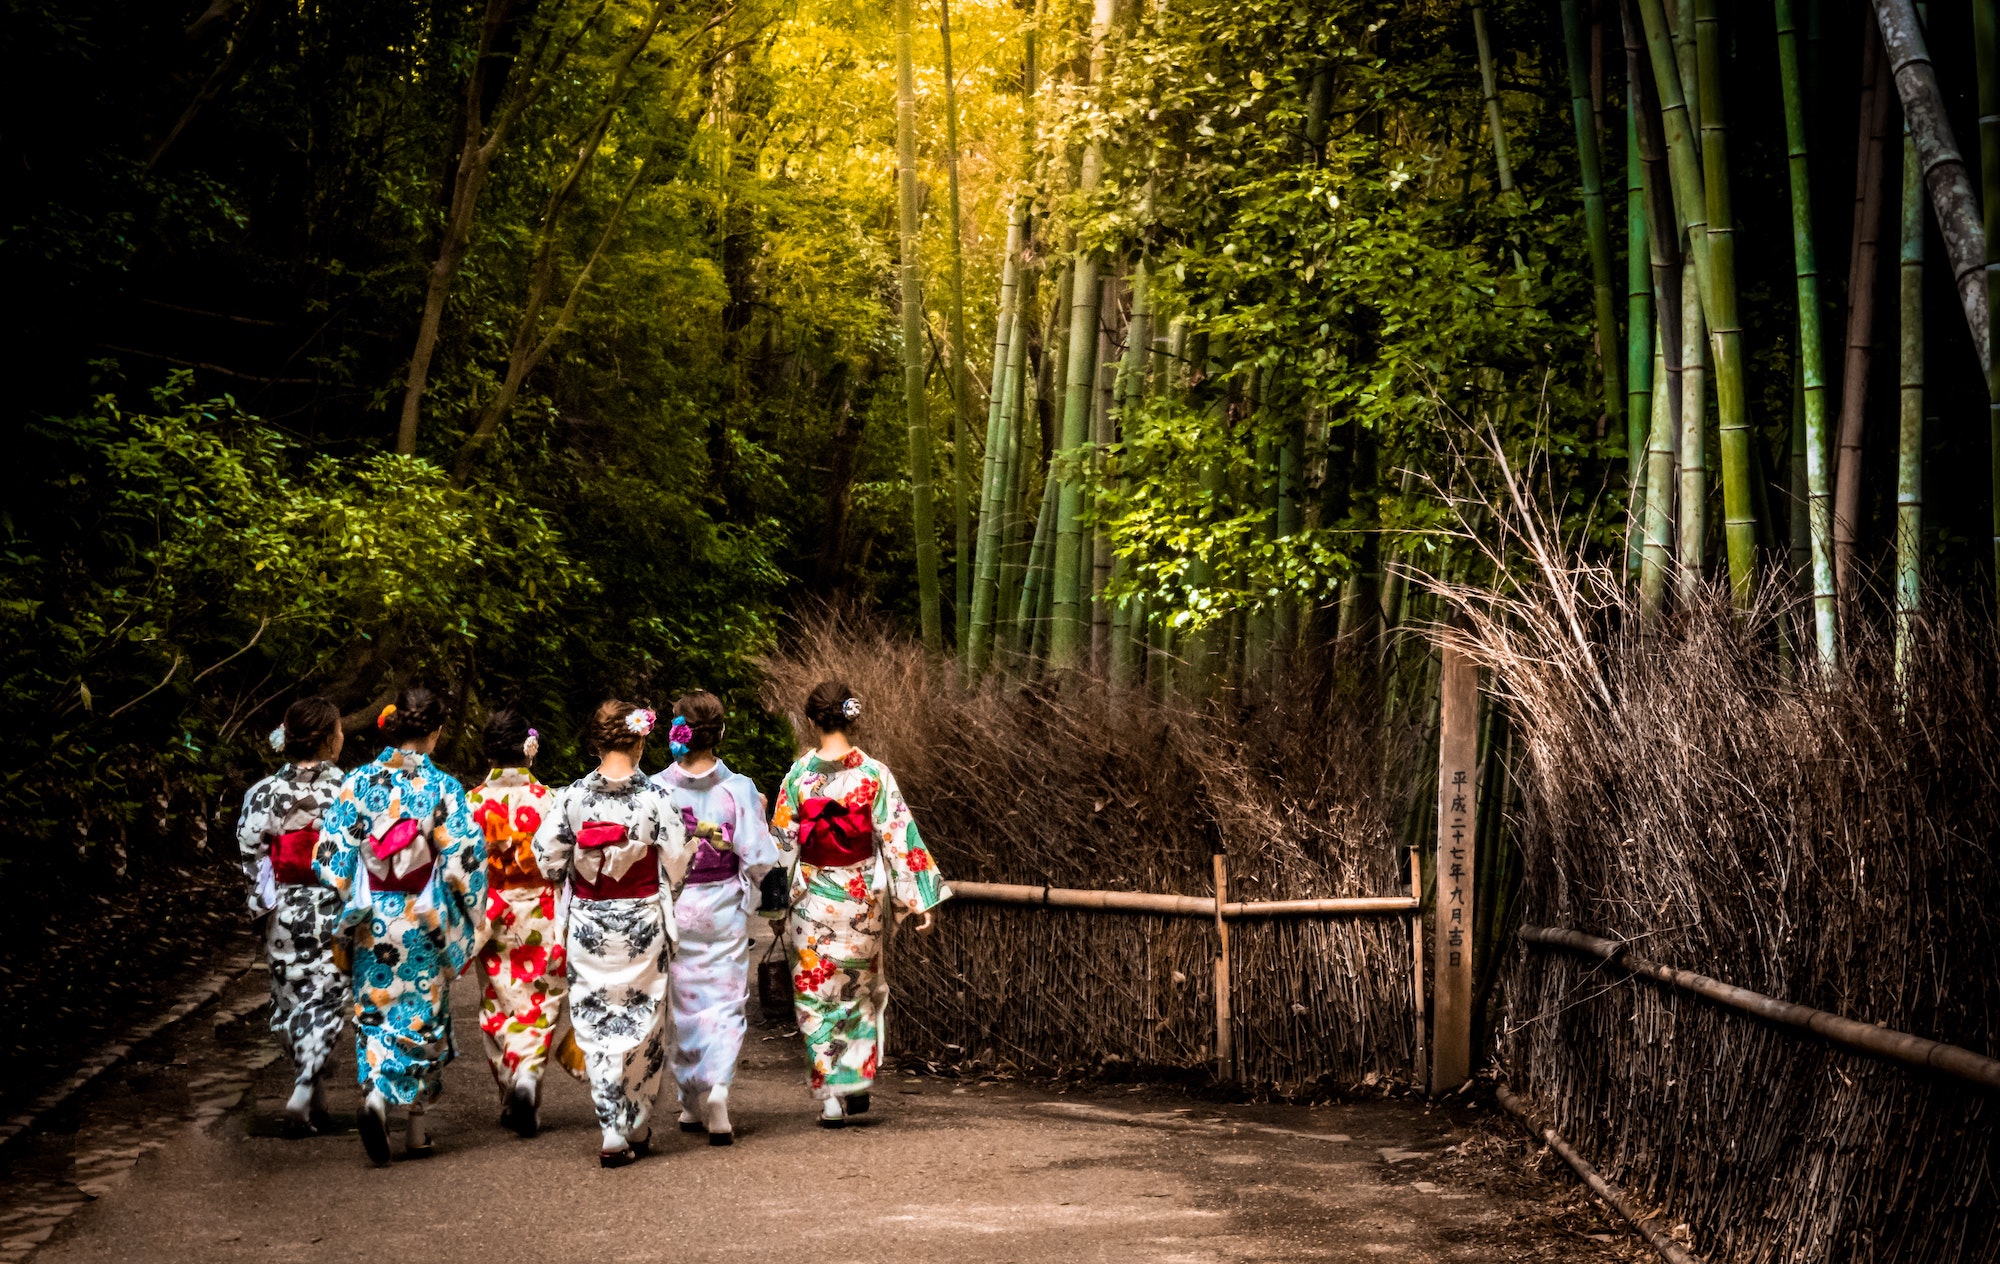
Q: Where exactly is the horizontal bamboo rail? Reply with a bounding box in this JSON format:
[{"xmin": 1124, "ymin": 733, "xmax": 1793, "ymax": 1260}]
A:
[
  {"xmin": 949, "ymin": 880, "xmax": 1418, "ymax": 919},
  {"xmin": 1521, "ymin": 924, "xmax": 2000, "ymax": 1092},
  {"xmin": 1495, "ymin": 1083, "xmax": 1700, "ymax": 1264}
]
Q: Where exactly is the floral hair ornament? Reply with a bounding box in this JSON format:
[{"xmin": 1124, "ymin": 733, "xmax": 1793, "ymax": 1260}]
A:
[
  {"xmin": 840, "ymin": 696, "xmax": 862, "ymax": 722},
  {"xmin": 376, "ymin": 703, "xmax": 398, "ymax": 730},
  {"xmin": 625, "ymin": 707, "xmax": 657, "ymax": 736},
  {"xmin": 522, "ymin": 728, "xmax": 540, "ymax": 761},
  {"xmin": 268, "ymin": 725, "xmax": 286, "ymax": 752},
  {"xmin": 668, "ymin": 715, "xmax": 694, "ymax": 759}
]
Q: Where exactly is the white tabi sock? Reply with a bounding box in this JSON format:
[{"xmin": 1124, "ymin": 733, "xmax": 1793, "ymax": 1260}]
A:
[
  {"xmin": 705, "ymin": 1085, "xmax": 731, "ymax": 1135},
  {"xmin": 819, "ymin": 1096, "xmax": 845, "ymax": 1123},
  {"xmin": 284, "ymin": 1083, "xmax": 315, "ymax": 1121},
  {"xmin": 406, "ymin": 1102, "xmax": 429, "ymax": 1149}
]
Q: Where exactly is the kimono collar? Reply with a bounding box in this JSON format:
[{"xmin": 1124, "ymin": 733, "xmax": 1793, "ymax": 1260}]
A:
[
  {"xmin": 377, "ymin": 746, "xmax": 435, "ymax": 774},
  {"xmin": 485, "ymin": 767, "xmax": 534, "ymax": 788},
  {"xmin": 583, "ymin": 770, "xmax": 647, "ymax": 797},
  {"xmin": 806, "ymin": 748, "xmax": 866, "ymax": 775},
  {"xmin": 660, "ymin": 758, "xmax": 730, "ymax": 792}
]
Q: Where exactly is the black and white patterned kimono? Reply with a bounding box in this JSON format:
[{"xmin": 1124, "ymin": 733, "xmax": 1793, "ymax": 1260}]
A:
[
  {"xmin": 533, "ymin": 771, "xmax": 693, "ymax": 1141},
  {"xmin": 236, "ymin": 761, "xmax": 349, "ymax": 1089}
]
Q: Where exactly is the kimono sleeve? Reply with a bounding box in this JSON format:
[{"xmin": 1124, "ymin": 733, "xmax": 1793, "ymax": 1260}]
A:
[
  {"xmin": 236, "ymin": 774, "xmax": 277, "ymax": 915},
  {"xmin": 432, "ymin": 775, "xmax": 488, "ymax": 973},
  {"xmin": 769, "ymin": 763, "xmax": 803, "ymax": 866},
  {"xmin": 655, "ymin": 790, "xmax": 694, "ymax": 898},
  {"xmin": 872, "ymin": 764, "xmax": 948, "ymax": 915},
  {"xmin": 313, "ymin": 773, "xmax": 369, "ymax": 925},
  {"xmin": 728, "ymin": 773, "xmax": 779, "ymax": 879},
  {"xmin": 532, "ymin": 785, "xmax": 578, "ymax": 884}
]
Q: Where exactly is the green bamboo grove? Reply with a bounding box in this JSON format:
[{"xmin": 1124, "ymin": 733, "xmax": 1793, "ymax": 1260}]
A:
[{"xmin": 870, "ymin": 0, "xmax": 1996, "ymax": 694}]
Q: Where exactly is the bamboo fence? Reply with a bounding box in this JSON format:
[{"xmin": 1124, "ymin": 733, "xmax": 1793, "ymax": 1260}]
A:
[{"xmin": 763, "ymin": 616, "xmax": 1426, "ymax": 1094}]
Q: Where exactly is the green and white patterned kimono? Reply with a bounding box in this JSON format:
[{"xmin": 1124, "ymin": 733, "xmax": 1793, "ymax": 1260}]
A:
[{"xmin": 770, "ymin": 748, "xmax": 949, "ymax": 1100}]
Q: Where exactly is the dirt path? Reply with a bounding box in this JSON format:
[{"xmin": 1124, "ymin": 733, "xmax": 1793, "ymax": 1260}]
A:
[{"xmin": 4, "ymin": 943, "xmax": 1645, "ymax": 1264}]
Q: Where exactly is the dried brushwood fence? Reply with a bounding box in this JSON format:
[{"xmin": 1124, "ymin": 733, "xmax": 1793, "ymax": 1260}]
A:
[
  {"xmin": 1447, "ymin": 574, "xmax": 2000, "ymax": 1264},
  {"xmin": 761, "ymin": 613, "xmax": 1423, "ymax": 1094}
]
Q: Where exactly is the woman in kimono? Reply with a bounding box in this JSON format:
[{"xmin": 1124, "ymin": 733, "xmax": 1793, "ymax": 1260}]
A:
[
  {"xmin": 771, "ymin": 680, "xmax": 949, "ymax": 1129},
  {"xmin": 468, "ymin": 708, "xmax": 581, "ymax": 1137},
  {"xmin": 534, "ymin": 700, "xmax": 693, "ymax": 1167},
  {"xmin": 236, "ymin": 695, "xmax": 348, "ymax": 1138},
  {"xmin": 315, "ymin": 685, "xmax": 486, "ymax": 1164},
  {"xmin": 651, "ymin": 690, "xmax": 777, "ymax": 1145}
]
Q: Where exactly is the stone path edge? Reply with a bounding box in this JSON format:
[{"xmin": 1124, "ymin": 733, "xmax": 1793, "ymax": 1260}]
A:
[{"xmin": 0, "ymin": 951, "xmax": 263, "ymax": 1154}]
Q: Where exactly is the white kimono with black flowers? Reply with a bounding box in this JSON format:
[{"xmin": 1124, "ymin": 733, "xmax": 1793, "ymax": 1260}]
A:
[
  {"xmin": 236, "ymin": 761, "xmax": 348, "ymax": 1088},
  {"xmin": 534, "ymin": 771, "xmax": 693, "ymax": 1141}
]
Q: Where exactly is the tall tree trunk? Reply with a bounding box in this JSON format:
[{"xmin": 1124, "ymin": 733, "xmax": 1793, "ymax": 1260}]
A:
[
  {"xmin": 1776, "ymin": 0, "xmax": 1840, "ymax": 672},
  {"xmin": 1694, "ymin": 0, "xmax": 1756, "ymax": 604},
  {"xmin": 1049, "ymin": 0, "xmax": 1117, "ymax": 671},
  {"xmin": 894, "ymin": 0, "xmax": 942, "ymax": 651},
  {"xmin": 1471, "ymin": 4, "xmax": 1515, "ymax": 194},
  {"xmin": 1561, "ymin": 0, "xmax": 1622, "ymax": 431},
  {"xmin": 1834, "ymin": 26, "xmax": 1894, "ymax": 604},
  {"xmin": 1895, "ymin": 109, "xmax": 1924, "ymax": 682},
  {"xmin": 940, "ymin": 0, "xmax": 972, "ymax": 653},
  {"xmin": 396, "ymin": 0, "xmax": 571, "ymax": 456}
]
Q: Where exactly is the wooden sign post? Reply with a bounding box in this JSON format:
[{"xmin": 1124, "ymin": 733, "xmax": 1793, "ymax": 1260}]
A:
[{"xmin": 1431, "ymin": 645, "xmax": 1477, "ymax": 1093}]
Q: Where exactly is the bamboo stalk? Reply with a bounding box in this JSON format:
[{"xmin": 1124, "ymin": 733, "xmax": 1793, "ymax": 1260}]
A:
[
  {"xmin": 948, "ymin": 881, "xmax": 1417, "ymax": 919},
  {"xmin": 1835, "ymin": 25, "xmax": 1894, "ymax": 605},
  {"xmin": 1870, "ymin": 0, "xmax": 1990, "ymax": 370},
  {"xmin": 1776, "ymin": 0, "xmax": 1840, "ymax": 672},
  {"xmin": 1626, "ymin": 99, "xmax": 1654, "ymax": 582},
  {"xmin": 1561, "ymin": 0, "xmax": 1623, "ymax": 428},
  {"xmin": 1471, "ymin": 3, "xmax": 1515, "ymax": 194},
  {"xmin": 1977, "ymin": 0, "xmax": 1999, "ymax": 624},
  {"xmin": 1694, "ymin": 0, "xmax": 1756, "ymax": 605},
  {"xmin": 940, "ymin": 0, "xmax": 972, "ymax": 655},
  {"xmin": 1895, "ymin": 108, "xmax": 1923, "ymax": 686},
  {"xmin": 1519, "ymin": 925, "xmax": 2000, "ymax": 1091},
  {"xmin": 1640, "ymin": 328, "xmax": 1677, "ymax": 618},
  {"xmin": 893, "ymin": 0, "xmax": 942, "ymax": 651},
  {"xmin": 1494, "ymin": 1084, "xmax": 1703, "ymax": 1264},
  {"xmin": 969, "ymin": 220, "xmax": 1026, "ymax": 678},
  {"xmin": 1676, "ymin": 257, "xmax": 1706, "ymax": 597}
]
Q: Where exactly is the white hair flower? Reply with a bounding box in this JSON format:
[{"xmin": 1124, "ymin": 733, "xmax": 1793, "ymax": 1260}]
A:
[
  {"xmin": 522, "ymin": 729, "xmax": 540, "ymax": 760},
  {"xmin": 840, "ymin": 697, "xmax": 862, "ymax": 721},
  {"xmin": 626, "ymin": 708, "xmax": 657, "ymax": 736},
  {"xmin": 268, "ymin": 725, "xmax": 286, "ymax": 752}
]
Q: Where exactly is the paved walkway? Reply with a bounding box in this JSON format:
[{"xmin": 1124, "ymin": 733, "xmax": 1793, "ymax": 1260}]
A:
[{"xmin": 3, "ymin": 940, "xmax": 1644, "ymax": 1263}]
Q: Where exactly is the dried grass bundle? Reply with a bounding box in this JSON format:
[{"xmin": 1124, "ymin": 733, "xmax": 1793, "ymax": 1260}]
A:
[
  {"xmin": 1441, "ymin": 561, "xmax": 2000, "ymax": 1263},
  {"xmin": 759, "ymin": 611, "xmax": 1421, "ymax": 1094}
]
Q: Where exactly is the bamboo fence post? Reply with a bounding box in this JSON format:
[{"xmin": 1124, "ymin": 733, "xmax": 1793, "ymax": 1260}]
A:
[
  {"xmin": 1409, "ymin": 846, "xmax": 1428, "ymax": 1090},
  {"xmin": 1212, "ymin": 853, "xmax": 1234, "ymax": 1081}
]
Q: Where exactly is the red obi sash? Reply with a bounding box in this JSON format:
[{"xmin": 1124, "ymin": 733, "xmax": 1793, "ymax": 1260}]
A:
[
  {"xmin": 577, "ymin": 820, "xmax": 628, "ymax": 850},
  {"xmin": 371, "ymin": 860, "xmax": 434, "ymax": 894},
  {"xmin": 574, "ymin": 851, "xmax": 659, "ymax": 901},
  {"xmin": 270, "ymin": 829, "xmax": 320, "ymax": 885},
  {"xmin": 797, "ymin": 797, "xmax": 874, "ymax": 868}
]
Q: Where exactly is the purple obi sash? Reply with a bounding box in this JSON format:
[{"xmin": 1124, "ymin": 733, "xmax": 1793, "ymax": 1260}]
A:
[{"xmin": 684, "ymin": 840, "xmax": 740, "ymax": 886}]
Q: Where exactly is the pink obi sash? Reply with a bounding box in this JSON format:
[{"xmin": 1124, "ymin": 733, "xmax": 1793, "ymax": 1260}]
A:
[{"xmin": 366, "ymin": 817, "xmax": 433, "ymax": 894}]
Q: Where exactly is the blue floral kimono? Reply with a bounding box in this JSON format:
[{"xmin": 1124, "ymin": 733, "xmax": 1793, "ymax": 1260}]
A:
[{"xmin": 315, "ymin": 747, "xmax": 486, "ymax": 1105}]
